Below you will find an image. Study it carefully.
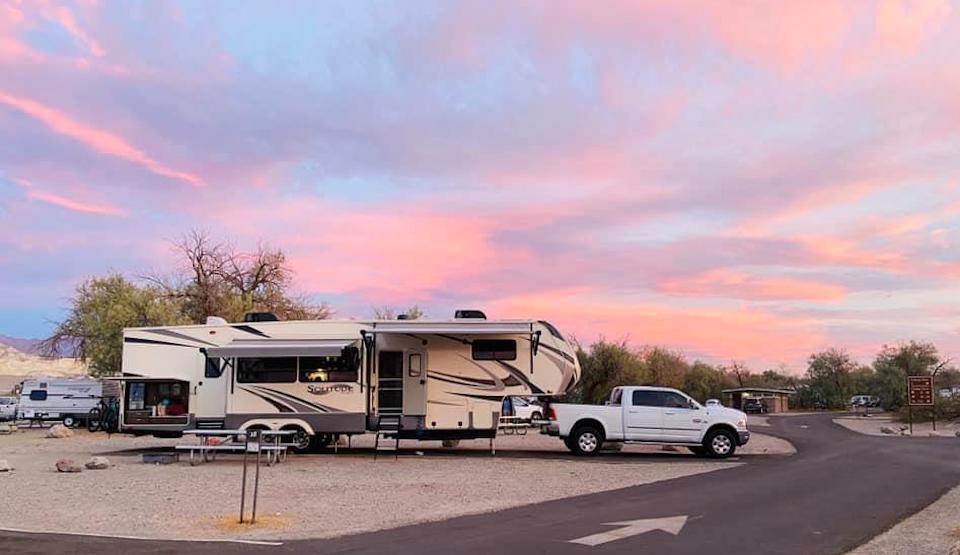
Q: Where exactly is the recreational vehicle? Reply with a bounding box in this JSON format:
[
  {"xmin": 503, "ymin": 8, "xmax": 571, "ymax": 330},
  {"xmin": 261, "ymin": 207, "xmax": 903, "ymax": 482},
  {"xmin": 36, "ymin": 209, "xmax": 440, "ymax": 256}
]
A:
[
  {"xmin": 0, "ymin": 396, "xmax": 16, "ymax": 421},
  {"xmin": 118, "ymin": 313, "xmax": 580, "ymax": 450},
  {"xmin": 17, "ymin": 377, "xmax": 102, "ymax": 427}
]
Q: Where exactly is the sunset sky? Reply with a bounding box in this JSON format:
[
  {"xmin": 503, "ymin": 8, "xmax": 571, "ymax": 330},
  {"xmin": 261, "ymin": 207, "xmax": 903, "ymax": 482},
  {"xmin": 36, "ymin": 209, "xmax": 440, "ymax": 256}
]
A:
[{"xmin": 1, "ymin": 1, "xmax": 959, "ymax": 372}]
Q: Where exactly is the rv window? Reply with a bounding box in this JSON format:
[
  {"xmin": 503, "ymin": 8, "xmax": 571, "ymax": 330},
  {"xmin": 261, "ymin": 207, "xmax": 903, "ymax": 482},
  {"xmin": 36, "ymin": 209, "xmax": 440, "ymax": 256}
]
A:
[
  {"xmin": 29, "ymin": 390, "xmax": 48, "ymax": 401},
  {"xmin": 205, "ymin": 357, "xmax": 223, "ymax": 378},
  {"xmin": 237, "ymin": 358, "xmax": 297, "ymax": 383},
  {"xmin": 408, "ymin": 353, "xmax": 422, "ymax": 378},
  {"xmin": 472, "ymin": 339, "xmax": 517, "ymax": 361},
  {"xmin": 299, "ymin": 356, "xmax": 358, "ymax": 383}
]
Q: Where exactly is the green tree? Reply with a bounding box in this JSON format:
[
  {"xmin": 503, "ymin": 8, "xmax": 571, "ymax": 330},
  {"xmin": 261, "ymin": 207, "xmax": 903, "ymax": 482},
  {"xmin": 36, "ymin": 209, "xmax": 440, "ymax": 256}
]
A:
[
  {"xmin": 568, "ymin": 340, "xmax": 644, "ymax": 404},
  {"xmin": 373, "ymin": 305, "xmax": 424, "ymax": 320},
  {"xmin": 805, "ymin": 348, "xmax": 857, "ymax": 408},
  {"xmin": 40, "ymin": 275, "xmax": 188, "ymax": 376},
  {"xmin": 683, "ymin": 361, "xmax": 728, "ymax": 403},
  {"xmin": 147, "ymin": 230, "xmax": 329, "ymax": 323},
  {"xmin": 639, "ymin": 347, "xmax": 688, "ymax": 389},
  {"xmin": 872, "ymin": 341, "xmax": 940, "ymax": 410}
]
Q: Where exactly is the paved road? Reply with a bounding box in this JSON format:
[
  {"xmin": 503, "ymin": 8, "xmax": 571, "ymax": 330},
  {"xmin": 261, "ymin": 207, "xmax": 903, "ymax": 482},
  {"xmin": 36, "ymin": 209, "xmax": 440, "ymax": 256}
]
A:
[{"xmin": 3, "ymin": 414, "xmax": 959, "ymax": 554}]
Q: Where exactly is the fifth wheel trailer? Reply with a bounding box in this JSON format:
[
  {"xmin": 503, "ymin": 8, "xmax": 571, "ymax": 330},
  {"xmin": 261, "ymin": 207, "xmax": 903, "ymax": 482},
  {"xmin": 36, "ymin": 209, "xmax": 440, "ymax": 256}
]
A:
[{"xmin": 117, "ymin": 315, "xmax": 580, "ymax": 448}]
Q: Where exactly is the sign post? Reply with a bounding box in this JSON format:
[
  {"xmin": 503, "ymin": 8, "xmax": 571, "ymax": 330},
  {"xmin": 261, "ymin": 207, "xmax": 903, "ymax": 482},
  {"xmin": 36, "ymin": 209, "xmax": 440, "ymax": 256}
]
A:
[{"xmin": 907, "ymin": 376, "xmax": 934, "ymax": 434}]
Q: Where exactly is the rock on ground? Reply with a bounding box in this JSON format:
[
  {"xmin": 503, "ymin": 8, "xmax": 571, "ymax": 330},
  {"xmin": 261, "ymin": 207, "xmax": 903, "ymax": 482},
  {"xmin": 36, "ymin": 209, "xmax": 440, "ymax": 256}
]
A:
[
  {"xmin": 47, "ymin": 424, "xmax": 74, "ymax": 439},
  {"xmin": 85, "ymin": 456, "xmax": 110, "ymax": 470},
  {"xmin": 880, "ymin": 425, "xmax": 897, "ymax": 434},
  {"xmin": 0, "ymin": 459, "xmax": 12, "ymax": 472},
  {"xmin": 56, "ymin": 459, "xmax": 82, "ymax": 473}
]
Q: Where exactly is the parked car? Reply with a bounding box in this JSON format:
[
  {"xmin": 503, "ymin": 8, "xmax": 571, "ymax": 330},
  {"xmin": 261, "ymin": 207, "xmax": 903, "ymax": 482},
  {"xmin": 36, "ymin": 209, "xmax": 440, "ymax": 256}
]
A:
[
  {"xmin": 510, "ymin": 396, "xmax": 544, "ymax": 422},
  {"xmin": 742, "ymin": 398, "xmax": 766, "ymax": 414},
  {"xmin": 546, "ymin": 386, "xmax": 749, "ymax": 458},
  {"xmin": 849, "ymin": 395, "xmax": 880, "ymax": 408},
  {"xmin": 0, "ymin": 396, "xmax": 16, "ymax": 421}
]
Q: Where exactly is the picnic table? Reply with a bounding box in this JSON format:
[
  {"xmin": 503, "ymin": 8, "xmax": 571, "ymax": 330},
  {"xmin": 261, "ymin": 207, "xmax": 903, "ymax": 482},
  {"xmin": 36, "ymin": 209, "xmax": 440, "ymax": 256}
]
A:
[{"xmin": 176, "ymin": 429, "xmax": 295, "ymax": 466}]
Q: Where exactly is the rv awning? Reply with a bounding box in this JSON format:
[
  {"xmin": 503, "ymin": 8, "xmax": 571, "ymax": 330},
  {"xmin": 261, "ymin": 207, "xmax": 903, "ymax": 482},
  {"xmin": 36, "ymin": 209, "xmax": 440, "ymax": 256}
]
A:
[
  {"xmin": 206, "ymin": 338, "xmax": 358, "ymax": 358},
  {"xmin": 370, "ymin": 322, "xmax": 534, "ymax": 335}
]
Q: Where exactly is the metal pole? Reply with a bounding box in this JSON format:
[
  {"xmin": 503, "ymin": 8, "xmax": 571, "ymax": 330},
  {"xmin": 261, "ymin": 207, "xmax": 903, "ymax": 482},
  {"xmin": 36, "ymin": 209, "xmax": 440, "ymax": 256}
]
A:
[
  {"xmin": 908, "ymin": 405, "xmax": 913, "ymax": 435},
  {"xmin": 252, "ymin": 430, "xmax": 262, "ymax": 524},
  {"xmin": 239, "ymin": 432, "xmax": 249, "ymax": 523}
]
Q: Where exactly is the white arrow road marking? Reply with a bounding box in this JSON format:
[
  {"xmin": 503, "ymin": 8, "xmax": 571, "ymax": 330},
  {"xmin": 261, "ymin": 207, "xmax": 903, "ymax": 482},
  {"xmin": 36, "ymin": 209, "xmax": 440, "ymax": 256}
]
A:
[{"xmin": 569, "ymin": 515, "xmax": 688, "ymax": 546}]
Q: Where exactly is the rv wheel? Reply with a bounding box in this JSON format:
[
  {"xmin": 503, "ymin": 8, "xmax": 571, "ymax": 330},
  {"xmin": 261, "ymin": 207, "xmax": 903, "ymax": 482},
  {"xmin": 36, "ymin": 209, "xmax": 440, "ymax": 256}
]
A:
[
  {"xmin": 62, "ymin": 416, "xmax": 76, "ymax": 428},
  {"xmin": 283, "ymin": 426, "xmax": 312, "ymax": 453}
]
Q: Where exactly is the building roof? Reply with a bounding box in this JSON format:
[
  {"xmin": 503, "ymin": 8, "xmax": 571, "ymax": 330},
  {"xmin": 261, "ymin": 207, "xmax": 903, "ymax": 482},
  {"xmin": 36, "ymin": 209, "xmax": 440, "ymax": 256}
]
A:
[{"xmin": 722, "ymin": 387, "xmax": 795, "ymax": 395}]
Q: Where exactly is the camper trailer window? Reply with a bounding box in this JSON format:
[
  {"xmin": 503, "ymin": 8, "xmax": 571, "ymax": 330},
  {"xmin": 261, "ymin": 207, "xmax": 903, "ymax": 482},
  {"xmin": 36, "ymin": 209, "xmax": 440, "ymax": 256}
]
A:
[
  {"xmin": 205, "ymin": 357, "xmax": 223, "ymax": 378},
  {"xmin": 29, "ymin": 390, "xmax": 48, "ymax": 401},
  {"xmin": 299, "ymin": 356, "xmax": 358, "ymax": 383},
  {"xmin": 237, "ymin": 358, "xmax": 297, "ymax": 383},
  {"xmin": 472, "ymin": 339, "xmax": 517, "ymax": 361}
]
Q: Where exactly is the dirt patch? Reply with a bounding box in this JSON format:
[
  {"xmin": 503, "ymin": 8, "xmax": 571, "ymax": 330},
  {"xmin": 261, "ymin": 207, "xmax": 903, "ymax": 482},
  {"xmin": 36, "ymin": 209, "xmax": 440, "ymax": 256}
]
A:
[{"xmin": 0, "ymin": 427, "xmax": 788, "ymax": 541}]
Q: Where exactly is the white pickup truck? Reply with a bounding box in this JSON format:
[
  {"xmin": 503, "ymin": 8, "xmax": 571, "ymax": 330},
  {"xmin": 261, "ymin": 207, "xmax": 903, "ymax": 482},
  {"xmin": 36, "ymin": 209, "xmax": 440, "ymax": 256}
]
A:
[{"xmin": 546, "ymin": 386, "xmax": 750, "ymax": 458}]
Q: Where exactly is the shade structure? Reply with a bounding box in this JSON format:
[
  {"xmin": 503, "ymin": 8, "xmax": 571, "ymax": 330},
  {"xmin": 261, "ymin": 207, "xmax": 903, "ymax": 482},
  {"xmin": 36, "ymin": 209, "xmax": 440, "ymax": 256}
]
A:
[
  {"xmin": 206, "ymin": 338, "xmax": 358, "ymax": 358},
  {"xmin": 369, "ymin": 321, "xmax": 534, "ymax": 335}
]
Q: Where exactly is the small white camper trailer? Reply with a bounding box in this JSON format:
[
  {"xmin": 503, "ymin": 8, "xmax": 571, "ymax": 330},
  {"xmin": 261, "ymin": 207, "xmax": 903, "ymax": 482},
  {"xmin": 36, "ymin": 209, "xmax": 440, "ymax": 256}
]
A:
[
  {"xmin": 17, "ymin": 377, "xmax": 102, "ymax": 427},
  {"xmin": 117, "ymin": 312, "xmax": 580, "ymax": 449}
]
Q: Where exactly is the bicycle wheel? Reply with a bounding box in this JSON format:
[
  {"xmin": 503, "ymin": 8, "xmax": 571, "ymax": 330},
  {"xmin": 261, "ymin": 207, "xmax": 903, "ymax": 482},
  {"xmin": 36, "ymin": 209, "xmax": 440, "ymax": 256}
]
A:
[{"xmin": 87, "ymin": 407, "xmax": 102, "ymax": 433}]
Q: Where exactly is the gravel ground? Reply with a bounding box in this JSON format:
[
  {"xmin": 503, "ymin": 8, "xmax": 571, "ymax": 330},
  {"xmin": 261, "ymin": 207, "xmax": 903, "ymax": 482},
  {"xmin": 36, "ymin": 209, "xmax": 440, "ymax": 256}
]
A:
[
  {"xmin": 834, "ymin": 415, "xmax": 960, "ymax": 438},
  {"xmin": 848, "ymin": 485, "xmax": 960, "ymax": 555},
  {"xmin": 0, "ymin": 427, "xmax": 792, "ymax": 541}
]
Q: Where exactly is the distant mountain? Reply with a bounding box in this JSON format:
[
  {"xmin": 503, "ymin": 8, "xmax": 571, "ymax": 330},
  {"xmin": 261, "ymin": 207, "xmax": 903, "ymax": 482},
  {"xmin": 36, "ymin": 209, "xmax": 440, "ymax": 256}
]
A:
[{"xmin": 0, "ymin": 335, "xmax": 41, "ymax": 355}]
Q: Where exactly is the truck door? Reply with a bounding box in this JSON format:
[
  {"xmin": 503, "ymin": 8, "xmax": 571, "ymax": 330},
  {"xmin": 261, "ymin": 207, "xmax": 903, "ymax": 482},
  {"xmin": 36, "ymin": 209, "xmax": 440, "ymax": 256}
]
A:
[
  {"xmin": 659, "ymin": 391, "xmax": 703, "ymax": 443},
  {"xmin": 624, "ymin": 390, "xmax": 663, "ymax": 441}
]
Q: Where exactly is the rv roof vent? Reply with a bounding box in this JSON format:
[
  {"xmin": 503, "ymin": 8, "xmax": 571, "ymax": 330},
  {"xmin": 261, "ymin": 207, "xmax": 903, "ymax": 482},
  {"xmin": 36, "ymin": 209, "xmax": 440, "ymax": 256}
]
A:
[
  {"xmin": 244, "ymin": 312, "xmax": 279, "ymax": 323},
  {"xmin": 206, "ymin": 316, "xmax": 229, "ymax": 326},
  {"xmin": 396, "ymin": 314, "xmax": 410, "ymax": 320},
  {"xmin": 455, "ymin": 309, "xmax": 486, "ymax": 320}
]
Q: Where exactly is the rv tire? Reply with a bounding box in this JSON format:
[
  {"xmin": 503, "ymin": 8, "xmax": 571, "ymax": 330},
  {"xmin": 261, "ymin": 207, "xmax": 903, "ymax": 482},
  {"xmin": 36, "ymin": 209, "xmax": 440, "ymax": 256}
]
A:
[
  {"xmin": 283, "ymin": 426, "xmax": 313, "ymax": 453},
  {"xmin": 62, "ymin": 416, "xmax": 76, "ymax": 428}
]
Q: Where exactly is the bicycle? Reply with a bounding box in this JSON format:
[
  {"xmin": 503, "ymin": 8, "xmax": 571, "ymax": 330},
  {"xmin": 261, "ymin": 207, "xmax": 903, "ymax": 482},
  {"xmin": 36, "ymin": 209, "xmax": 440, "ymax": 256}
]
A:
[{"xmin": 87, "ymin": 398, "xmax": 119, "ymax": 433}]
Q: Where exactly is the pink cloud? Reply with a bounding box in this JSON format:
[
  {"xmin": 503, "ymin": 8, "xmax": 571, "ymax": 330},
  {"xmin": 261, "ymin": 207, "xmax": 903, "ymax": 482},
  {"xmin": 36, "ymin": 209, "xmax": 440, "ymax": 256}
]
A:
[
  {"xmin": 0, "ymin": 90, "xmax": 203, "ymax": 187},
  {"xmin": 48, "ymin": 6, "xmax": 105, "ymax": 57},
  {"xmin": 25, "ymin": 189, "xmax": 126, "ymax": 217},
  {"xmin": 486, "ymin": 289, "xmax": 826, "ymax": 368},
  {"xmin": 875, "ymin": 0, "xmax": 952, "ymax": 55},
  {"xmin": 657, "ymin": 269, "xmax": 847, "ymax": 302}
]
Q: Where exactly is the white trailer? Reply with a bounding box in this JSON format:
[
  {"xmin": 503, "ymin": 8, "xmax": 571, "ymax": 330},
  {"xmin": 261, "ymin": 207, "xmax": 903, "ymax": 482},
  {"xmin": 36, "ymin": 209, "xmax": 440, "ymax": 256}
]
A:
[
  {"xmin": 117, "ymin": 313, "xmax": 580, "ymax": 450},
  {"xmin": 17, "ymin": 377, "xmax": 102, "ymax": 427}
]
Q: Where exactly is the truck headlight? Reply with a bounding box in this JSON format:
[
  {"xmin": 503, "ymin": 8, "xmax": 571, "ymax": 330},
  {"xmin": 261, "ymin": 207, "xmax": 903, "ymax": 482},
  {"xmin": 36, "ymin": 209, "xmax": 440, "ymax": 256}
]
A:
[{"xmin": 737, "ymin": 418, "xmax": 747, "ymax": 429}]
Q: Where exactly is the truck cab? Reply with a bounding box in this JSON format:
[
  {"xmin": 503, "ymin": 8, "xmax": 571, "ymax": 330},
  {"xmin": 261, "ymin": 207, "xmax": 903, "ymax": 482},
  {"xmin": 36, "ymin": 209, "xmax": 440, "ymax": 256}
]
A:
[{"xmin": 547, "ymin": 386, "xmax": 750, "ymax": 458}]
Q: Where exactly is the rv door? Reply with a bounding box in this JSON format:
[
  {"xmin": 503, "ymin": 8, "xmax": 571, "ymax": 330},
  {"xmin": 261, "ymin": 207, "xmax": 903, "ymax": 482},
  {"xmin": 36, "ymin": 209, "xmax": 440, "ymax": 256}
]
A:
[{"xmin": 403, "ymin": 349, "xmax": 427, "ymax": 416}]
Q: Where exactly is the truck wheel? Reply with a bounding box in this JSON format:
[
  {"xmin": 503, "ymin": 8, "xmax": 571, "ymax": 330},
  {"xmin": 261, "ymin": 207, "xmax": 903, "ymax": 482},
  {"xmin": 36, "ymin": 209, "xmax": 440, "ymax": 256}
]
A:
[
  {"xmin": 687, "ymin": 446, "xmax": 707, "ymax": 456},
  {"xmin": 569, "ymin": 425, "xmax": 603, "ymax": 456},
  {"xmin": 704, "ymin": 428, "xmax": 737, "ymax": 458}
]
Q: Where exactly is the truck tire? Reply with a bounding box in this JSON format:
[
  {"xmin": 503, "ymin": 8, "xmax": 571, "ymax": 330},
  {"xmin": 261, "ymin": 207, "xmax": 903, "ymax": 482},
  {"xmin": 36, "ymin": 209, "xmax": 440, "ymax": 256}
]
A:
[
  {"xmin": 568, "ymin": 424, "xmax": 604, "ymax": 456},
  {"xmin": 704, "ymin": 428, "xmax": 737, "ymax": 458},
  {"xmin": 687, "ymin": 446, "xmax": 707, "ymax": 456}
]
